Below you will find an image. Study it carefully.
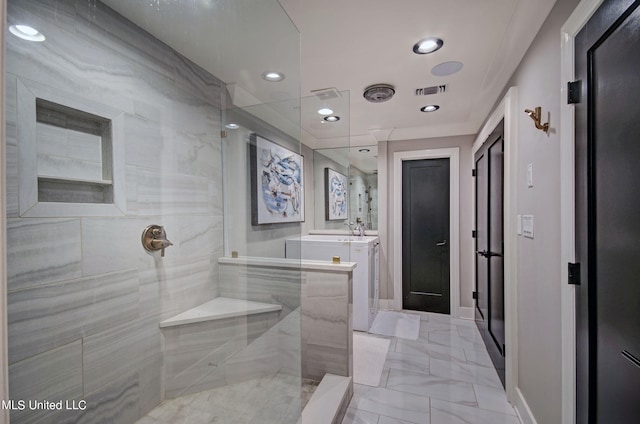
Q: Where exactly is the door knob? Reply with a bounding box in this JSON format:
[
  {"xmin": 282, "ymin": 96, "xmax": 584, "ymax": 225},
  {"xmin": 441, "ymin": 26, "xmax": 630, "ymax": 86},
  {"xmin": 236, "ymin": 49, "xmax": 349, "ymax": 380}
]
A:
[{"xmin": 436, "ymin": 240, "xmax": 447, "ymax": 246}]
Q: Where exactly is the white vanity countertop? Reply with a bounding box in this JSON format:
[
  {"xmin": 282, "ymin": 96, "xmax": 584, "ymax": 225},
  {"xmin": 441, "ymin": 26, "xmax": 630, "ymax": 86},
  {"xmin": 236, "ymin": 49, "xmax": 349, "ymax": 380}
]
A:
[
  {"xmin": 218, "ymin": 256, "xmax": 357, "ymax": 272},
  {"xmin": 309, "ymin": 229, "xmax": 379, "ymax": 236}
]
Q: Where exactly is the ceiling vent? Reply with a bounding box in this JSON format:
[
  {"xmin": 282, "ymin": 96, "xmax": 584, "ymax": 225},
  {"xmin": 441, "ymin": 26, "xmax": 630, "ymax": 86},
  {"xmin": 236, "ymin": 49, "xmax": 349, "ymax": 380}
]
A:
[
  {"xmin": 363, "ymin": 84, "xmax": 395, "ymax": 103},
  {"xmin": 310, "ymin": 87, "xmax": 342, "ymax": 101},
  {"xmin": 415, "ymin": 85, "xmax": 447, "ymax": 96}
]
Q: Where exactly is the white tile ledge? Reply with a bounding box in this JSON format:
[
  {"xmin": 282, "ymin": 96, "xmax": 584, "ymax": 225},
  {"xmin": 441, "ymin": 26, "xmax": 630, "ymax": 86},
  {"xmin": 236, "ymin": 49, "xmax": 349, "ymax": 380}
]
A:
[
  {"xmin": 218, "ymin": 256, "xmax": 357, "ymax": 272},
  {"xmin": 159, "ymin": 297, "xmax": 282, "ymax": 328},
  {"xmin": 302, "ymin": 374, "xmax": 352, "ymax": 424}
]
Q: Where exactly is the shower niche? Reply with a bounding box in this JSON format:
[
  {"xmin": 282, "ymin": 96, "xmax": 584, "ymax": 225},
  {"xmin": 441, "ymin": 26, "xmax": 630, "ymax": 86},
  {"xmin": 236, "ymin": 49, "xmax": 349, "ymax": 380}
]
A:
[
  {"xmin": 35, "ymin": 99, "xmax": 114, "ymax": 204},
  {"xmin": 16, "ymin": 79, "xmax": 126, "ymax": 217}
]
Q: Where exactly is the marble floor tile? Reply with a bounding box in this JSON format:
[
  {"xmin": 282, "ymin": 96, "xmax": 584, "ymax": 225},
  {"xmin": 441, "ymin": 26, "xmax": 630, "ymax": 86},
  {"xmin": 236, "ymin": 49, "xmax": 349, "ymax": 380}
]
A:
[
  {"xmin": 429, "ymin": 358, "xmax": 503, "ymax": 389},
  {"xmin": 428, "ymin": 329, "xmax": 487, "ymax": 350},
  {"xmin": 349, "ymin": 386, "xmax": 431, "ymax": 424},
  {"xmin": 395, "ymin": 339, "xmax": 467, "ymax": 364},
  {"xmin": 386, "ymin": 369, "xmax": 478, "ymax": 406},
  {"xmin": 457, "ymin": 325, "xmax": 484, "ymax": 341},
  {"xmin": 430, "ymin": 399, "xmax": 520, "ymax": 424},
  {"xmin": 345, "ymin": 311, "xmax": 520, "ymax": 424},
  {"xmin": 473, "ymin": 384, "xmax": 517, "ymax": 416},
  {"xmin": 384, "ymin": 351, "xmax": 430, "ymax": 374},
  {"xmin": 341, "ymin": 407, "xmax": 380, "ymax": 424},
  {"xmin": 378, "ymin": 416, "xmax": 419, "ymax": 424},
  {"xmin": 463, "ymin": 347, "xmax": 495, "ymax": 368}
]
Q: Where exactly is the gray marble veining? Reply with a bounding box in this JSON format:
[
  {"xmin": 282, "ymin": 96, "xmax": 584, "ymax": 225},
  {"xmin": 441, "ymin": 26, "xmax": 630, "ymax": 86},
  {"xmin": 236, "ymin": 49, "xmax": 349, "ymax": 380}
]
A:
[
  {"xmin": 8, "ymin": 269, "xmax": 140, "ymax": 364},
  {"xmin": 8, "ymin": 340, "xmax": 83, "ymax": 424},
  {"xmin": 343, "ymin": 310, "xmax": 520, "ymax": 424},
  {"xmin": 301, "ymin": 270, "xmax": 352, "ymax": 381},
  {"xmin": 6, "ymin": 218, "xmax": 82, "ymax": 291}
]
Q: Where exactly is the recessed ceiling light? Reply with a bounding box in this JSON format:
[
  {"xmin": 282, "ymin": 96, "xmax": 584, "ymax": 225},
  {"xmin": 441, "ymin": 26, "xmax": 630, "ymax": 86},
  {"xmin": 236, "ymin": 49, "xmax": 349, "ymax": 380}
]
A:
[
  {"xmin": 358, "ymin": 148, "xmax": 370, "ymax": 153},
  {"xmin": 9, "ymin": 24, "xmax": 46, "ymax": 42},
  {"xmin": 421, "ymin": 105, "xmax": 440, "ymax": 112},
  {"xmin": 413, "ymin": 37, "xmax": 443, "ymax": 54},
  {"xmin": 261, "ymin": 71, "xmax": 285, "ymax": 82},
  {"xmin": 318, "ymin": 108, "xmax": 334, "ymax": 115},
  {"xmin": 323, "ymin": 115, "xmax": 340, "ymax": 122},
  {"xmin": 432, "ymin": 61, "xmax": 464, "ymax": 76},
  {"xmin": 225, "ymin": 123, "xmax": 239, "ymax": 129}
]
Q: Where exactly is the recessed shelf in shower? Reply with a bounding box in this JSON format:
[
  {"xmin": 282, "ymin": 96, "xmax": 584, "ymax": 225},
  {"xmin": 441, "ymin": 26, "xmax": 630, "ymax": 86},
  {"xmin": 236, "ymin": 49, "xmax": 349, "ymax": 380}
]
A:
[{"xmin": 35, "ymin": 98, "xmax": 114, "ymax": 204}]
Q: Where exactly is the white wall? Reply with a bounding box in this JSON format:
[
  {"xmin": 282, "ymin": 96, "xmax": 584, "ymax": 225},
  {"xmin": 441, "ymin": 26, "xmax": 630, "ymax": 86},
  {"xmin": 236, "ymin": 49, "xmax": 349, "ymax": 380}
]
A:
[
  {"xmin": 496, "ymin": 0, "xmax": 580, "ymax": 422},
  {"xmin": 381, "ymin": 135, "xmax": 475, "ymax": 309}
]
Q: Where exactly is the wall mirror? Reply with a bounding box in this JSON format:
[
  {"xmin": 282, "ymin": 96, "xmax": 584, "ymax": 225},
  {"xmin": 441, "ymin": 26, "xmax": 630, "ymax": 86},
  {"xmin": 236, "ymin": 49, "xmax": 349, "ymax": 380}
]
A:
[{"xmin": 312, "ymin": 146, "xmax": 378, "ymax": 231}]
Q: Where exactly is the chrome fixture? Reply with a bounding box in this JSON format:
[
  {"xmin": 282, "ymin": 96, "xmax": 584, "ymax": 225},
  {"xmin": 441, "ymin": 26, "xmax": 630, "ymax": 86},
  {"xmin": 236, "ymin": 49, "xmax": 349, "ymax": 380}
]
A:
[
  {"xmin": 524, "ymin": 107, "xmax": 549, "ymax": 133},
  {"xmin": 344, "ymin": 221, "xmax": 355, "ymax": 234},
  {"xmin": 363, "ymin": 84, "xmax": 395, "ymax": 103},
  {"xmin": 345, "ymin": 221, "xmax": 364, "ymax": 237},
  {"xmin": 141, "ymin": 225, "xmax": 173, "ymax": 257}
]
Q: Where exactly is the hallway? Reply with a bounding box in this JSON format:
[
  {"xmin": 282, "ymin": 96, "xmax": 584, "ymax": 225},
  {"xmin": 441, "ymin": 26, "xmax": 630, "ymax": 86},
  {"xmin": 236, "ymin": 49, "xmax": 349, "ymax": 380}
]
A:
[{"xmin": 344, "ymin": 312, "xmax": 520, "ymax": 424}]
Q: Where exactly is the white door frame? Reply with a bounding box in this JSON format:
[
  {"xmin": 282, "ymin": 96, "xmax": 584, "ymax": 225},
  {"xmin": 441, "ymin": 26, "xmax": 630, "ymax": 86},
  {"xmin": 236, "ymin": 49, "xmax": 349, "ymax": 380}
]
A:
[
  {"xmin": 560, "ymin": 1, "xmax": 604, "ymax": 423},
  {"xmin": 392, "ymin": 147, "xmax": 460, "ymax": 318},
  {"xmin": 471, "ymin": 87, "xmax": 519, "ymax": 404}
]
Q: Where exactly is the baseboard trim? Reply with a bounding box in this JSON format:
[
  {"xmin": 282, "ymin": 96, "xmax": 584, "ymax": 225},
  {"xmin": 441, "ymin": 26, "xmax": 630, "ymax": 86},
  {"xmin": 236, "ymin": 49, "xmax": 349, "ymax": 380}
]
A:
[
  {"xmin": 514, "ymin": 387, "xmax": 538, "ymax": 424},
  {"xmin": 458, "ymin": 306, "xmax": 474, "ymax": 320}
]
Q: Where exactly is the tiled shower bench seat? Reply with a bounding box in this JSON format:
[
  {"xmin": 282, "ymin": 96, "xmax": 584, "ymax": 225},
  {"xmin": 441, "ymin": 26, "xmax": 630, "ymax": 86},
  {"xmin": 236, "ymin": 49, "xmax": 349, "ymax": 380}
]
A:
[
  {"xmin": 159, "ymin": 297, "xmax": 283, "ymax": 398},
  {"xmin": 159, "ymin": 297, "xmax": 283, "ymax": 328}
]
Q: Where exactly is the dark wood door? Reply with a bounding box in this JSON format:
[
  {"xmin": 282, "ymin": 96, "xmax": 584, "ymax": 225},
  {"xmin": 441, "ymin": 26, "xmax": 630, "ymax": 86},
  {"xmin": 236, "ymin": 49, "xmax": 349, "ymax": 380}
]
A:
[
  {"xmin": 575, "ymin": 1, "xmax": 640, "ymax": 422},
  {"xmin": 402, "ymin": 158, "xmax": 450, "ymax": 314},
  {"xmin": 475, "ymin": 121, "xmax": 505, "ymax": 387}
]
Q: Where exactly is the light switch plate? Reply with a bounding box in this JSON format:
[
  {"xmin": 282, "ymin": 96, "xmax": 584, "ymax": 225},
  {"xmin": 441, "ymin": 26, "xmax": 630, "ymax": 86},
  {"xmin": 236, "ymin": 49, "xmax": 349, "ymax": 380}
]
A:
[
  {"xmin": 517, "ymin": 214, "xmax": 522, "ymax": 235},
  {"xmin": 527, "ymin": 163, "xmax": 533, "ymax": 187},
  {"xmin": 522, "ymin": 215, "xmax": 534, "ymax": 238}
]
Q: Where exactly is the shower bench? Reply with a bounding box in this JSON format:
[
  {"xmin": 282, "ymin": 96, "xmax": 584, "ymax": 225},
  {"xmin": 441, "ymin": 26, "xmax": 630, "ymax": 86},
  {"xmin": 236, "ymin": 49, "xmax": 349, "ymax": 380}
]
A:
[
  {"xmin": 159, "ymin": 296, "xmax": 284, "ymax": 398},
  {"xmin": 159, "ymin": 297, "xmax": 282, "ymax": 328}
]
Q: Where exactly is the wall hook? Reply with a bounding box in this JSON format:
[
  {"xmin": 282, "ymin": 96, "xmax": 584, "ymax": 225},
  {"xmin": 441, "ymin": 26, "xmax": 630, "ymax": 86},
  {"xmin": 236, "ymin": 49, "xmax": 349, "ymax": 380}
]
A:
[{"xmin": 524, "ymin": 107, "xmax": 549, "ymax": 133}]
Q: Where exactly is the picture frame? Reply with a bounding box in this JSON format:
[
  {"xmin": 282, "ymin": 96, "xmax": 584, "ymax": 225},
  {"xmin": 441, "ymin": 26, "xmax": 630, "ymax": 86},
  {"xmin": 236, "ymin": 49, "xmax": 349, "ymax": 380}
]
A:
[
  {"xmin": 325, "ymin": 167, "xmax": 348, "ymax": 221},
  {"xmin": 250, "ymin": 134, "xmax": 305, "ymax": 225}
]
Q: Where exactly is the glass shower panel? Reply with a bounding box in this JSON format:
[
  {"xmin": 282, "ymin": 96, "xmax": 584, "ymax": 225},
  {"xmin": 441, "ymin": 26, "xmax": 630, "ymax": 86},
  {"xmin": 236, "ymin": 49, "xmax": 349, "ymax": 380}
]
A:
[
  {"xmin": 303, "ymin": 90, "xmax": 351, "ymax": 233},
  {"xmin": 4, "ymin": 0, "xmax": 301, "ymax": 423}
]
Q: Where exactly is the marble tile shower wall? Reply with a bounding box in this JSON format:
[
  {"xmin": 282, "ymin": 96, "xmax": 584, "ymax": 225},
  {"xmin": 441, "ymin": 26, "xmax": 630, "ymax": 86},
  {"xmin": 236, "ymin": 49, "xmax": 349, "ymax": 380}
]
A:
[{"xmin": 5, "ymin": 1, "xmax": 224, "ymax": 423}]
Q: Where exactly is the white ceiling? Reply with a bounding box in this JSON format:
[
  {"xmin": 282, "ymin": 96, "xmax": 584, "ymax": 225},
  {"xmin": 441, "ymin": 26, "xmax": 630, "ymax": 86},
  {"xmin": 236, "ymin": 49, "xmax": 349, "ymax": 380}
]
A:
[{"xmin": 103, "ymin": 0, "xmax": 557, "ymax": 148}]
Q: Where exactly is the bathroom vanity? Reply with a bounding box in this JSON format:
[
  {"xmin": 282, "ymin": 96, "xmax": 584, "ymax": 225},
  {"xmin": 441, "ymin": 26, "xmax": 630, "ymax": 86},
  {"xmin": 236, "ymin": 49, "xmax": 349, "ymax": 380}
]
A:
[{"xmin": 285, "ymin": 235, "xmax": 379, "ymax": 332}]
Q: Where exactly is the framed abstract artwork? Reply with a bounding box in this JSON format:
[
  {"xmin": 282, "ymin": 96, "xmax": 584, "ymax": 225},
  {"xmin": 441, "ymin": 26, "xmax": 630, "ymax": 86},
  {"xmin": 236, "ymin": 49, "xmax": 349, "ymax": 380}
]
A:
[
  {"xmin": 325, "ymin": 167, "xmax": 348, "ymax": 221},
  {"xmin": 250, "ymin": 134, "xmax": 304, "ymax": 225}
]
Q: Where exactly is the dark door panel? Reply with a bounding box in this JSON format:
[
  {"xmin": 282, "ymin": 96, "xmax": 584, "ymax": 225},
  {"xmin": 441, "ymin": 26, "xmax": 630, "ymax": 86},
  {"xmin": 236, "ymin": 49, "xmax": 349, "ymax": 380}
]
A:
[
  {"xmin": 575, "ymin": 1, "xmax": 640, "ymax": 422},
  {"xmin": 475, "ymin": 153, "xmax": 488, "ymax": 323},
  {"xmin": 402, "ymin": 158, "xmax": 450, "ymax": 313},
  {"xmin": 488, "ymin": 138, "xmax": 505, "ymax": 357},
  {"xmin": 475, "ymin": 121, "xmax": 505, "ymax": 387}
]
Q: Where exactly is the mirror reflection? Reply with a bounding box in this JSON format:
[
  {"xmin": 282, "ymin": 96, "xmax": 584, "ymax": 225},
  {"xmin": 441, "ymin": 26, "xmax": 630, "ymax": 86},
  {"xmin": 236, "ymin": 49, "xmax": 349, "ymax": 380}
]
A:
[{"xmin": 313, "ymin": 146, "xmax": 378, "ymax": 231}]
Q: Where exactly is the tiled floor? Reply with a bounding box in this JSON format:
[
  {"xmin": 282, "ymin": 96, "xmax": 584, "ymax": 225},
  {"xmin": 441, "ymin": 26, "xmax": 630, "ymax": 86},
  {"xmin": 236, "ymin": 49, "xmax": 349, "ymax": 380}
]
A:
[{"xmin": 342, "ymin": 311, "xmax": 522, "ymax": 424}]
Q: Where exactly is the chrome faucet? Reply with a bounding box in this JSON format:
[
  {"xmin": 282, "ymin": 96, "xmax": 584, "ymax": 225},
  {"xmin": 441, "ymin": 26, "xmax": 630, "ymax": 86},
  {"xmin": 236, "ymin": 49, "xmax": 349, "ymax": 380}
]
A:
[
  {"xmin": 344, "ymin": 221, "xmax": 355, "ymax": 234},
  {"xmin": 345, "ymin": 221, "xmax": 364, "ymax": 236}
]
